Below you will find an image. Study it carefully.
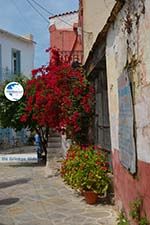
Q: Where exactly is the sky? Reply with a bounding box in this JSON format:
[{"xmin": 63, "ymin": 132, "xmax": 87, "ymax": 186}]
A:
[{"xmin": 0, "ymin": 0, "xmax": 79, "ymax": 68}]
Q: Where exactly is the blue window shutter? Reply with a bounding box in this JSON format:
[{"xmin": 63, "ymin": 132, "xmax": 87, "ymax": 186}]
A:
[
  {"xmin": 11, "ymin": 49, "xmax": 21, "ymax": 75},
  {"xmin": 16, "ymin": 50, "xmax": 21, "ymax": 74}
]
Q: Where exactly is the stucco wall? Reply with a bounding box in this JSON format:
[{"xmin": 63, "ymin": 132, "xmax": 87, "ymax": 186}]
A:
[
  {"xmin": 0, "ymin": 31, "xmax": 35, "ymax": 78},
  {"xmin": 49, "ymin": 12, "xmax": 82, "ymax": 63},
  {"xmin": 82, "ymin": 0, "xmax": 115, "ymax": 63},
  {"xmin": 106, "ymin": 0, "xmax": 150, "ymax": 218},
  {"xmin": 106, "ymin": 0, "xmax": 150, "ymax": 162},
  {"xmin": 50, "ymin": 12, "xmax": 78, "ymax": 30},
  {"xmin": 50, "ymin": 27, "xmax": 82, "ymax": 52}
]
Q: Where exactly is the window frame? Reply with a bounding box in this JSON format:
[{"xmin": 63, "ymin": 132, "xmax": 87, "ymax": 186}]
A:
[{"xmin": 11, "ymin": 48, "xmax": 21, "ymax": 75}]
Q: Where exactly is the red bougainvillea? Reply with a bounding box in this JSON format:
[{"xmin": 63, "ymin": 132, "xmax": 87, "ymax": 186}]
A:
[{"xmin": 20, "ymin": 49, "xmax": 95, "ymax": 144}]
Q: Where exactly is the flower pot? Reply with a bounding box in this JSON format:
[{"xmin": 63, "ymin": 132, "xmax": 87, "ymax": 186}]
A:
[
  {"xmin": 80, "ymin": 188, "xmax": 85, "ymax": 196},
  {"xmin": 84, "ymin": 191, "xmax": 98, "ymax": 204}
]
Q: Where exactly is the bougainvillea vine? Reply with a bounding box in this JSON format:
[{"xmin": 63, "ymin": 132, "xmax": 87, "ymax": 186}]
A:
[{"xmin": 20, "ymin": 48, "xmax": 95, "ymax": 150}]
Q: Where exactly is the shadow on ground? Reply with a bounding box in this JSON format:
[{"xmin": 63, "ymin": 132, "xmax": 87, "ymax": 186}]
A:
[
  {"xmin": 9, "ymin": 160, "xmax": 46, "ymax": 168},
  {"xmin": 97, "ymin": 193, "xmax": 115, "ymax": 205},
  {"xmin": 0, "ymin": 178, "xmax": 30, "ymax": 189},
  {"xmin": 0, "ymin": 198, "xmax": 19, "ymax": 205}
]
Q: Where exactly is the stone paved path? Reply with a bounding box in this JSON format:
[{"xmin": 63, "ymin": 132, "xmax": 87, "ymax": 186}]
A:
[{"xmin": 0, "ymin": 161, "xmax": 118, "ymax": 225}]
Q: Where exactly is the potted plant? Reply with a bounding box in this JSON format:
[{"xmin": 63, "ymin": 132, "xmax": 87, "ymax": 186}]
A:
[{"xmin": 61, "ymin": 144, "xmax": 111, "ymax": 204}]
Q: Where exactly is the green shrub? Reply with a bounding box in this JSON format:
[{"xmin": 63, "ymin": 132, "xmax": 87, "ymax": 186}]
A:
[
  {"xmin": 117, "ymin": 211, "xmax": 129, "ymax": 225},
  {"xmin": 61, "ymin": 144, "xmax": 110, "ymax": 195}
]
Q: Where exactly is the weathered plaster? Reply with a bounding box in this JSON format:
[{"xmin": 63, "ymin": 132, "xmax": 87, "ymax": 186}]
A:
[
  {"xmin": 113, "ymin": 149, "xmax": 150, "ymax": 219},
  {"xmin": 106, "ymin": 0, "xmax": 150, "ymax": 163},
  {"xmin": 88, "ymin": 0, "xmax": 150, "ymax": 219}
]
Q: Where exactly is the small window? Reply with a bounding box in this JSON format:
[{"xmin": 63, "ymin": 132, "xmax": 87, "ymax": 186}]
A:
[{"xmin": 12, "ymin": 49, "xmax": 21, "ymax": 75}]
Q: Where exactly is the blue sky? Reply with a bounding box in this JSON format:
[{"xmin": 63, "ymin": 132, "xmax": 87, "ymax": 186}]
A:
[{"xmin": 0, "ymin": 0, "xmax": 79, "ymax": 68}]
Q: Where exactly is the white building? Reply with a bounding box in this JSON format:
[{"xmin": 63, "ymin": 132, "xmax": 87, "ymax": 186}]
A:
[
  {"xmin": 0, "ymin": 29, "xmax": 35, "ymax": 148},
  {"xmin": 0, "ymin": 28, "xmax": 35, "ymax": 81}
]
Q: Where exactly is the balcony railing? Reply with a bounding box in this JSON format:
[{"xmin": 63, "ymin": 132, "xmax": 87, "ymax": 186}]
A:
[{"xmin": 58, "ymin": 50, "xmax": 83, "ymax": 64}]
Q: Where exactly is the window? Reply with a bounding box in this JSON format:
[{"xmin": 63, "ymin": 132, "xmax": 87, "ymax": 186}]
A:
[{"xmin": 12, "ymin": 49, "xmax": 21, "ymax": 75}]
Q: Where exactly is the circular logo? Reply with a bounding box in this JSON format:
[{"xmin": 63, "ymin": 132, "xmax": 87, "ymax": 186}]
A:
[{"xmin": 4, "ymin": 82, "xmax": 24, "ymax": 101}]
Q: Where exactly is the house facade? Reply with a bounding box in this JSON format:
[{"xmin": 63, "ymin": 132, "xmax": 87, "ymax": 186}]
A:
[
  {"xmin": 0, "ymin": 29, "xmax": 35, "ymax": 81},
  {"xmin": 106, "ymin": 0, "xmax": 150, "ymax": 219},
  {"xmin": 79, "ymin": 0, "xmax": 116, "ymax": 151},
  {"xmin": 49, "ymin": 11, "xmax": 83, "ymax": 64},
  {"xmin": 80, "ymin": 0, "xmax": 115, "ymax": 63},
  {"xmin": 0, "ymin": 29, "xmax": 35, "ymax": 148},
  {"xmin": 82, "ymin": 0, "xmax": 150, "ymax": 220}
]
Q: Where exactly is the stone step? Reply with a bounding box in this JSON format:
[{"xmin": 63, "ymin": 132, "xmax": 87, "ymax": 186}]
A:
[
  {"xmin": 47, "ymin": 131, "xmax": 63, "ymax": 158},
  {"xmin": 48, "ymin": 148, "xmax": 61, "ymax": 154},
  {"xmin": 48, "ymin": 136, "xmax": 61, "ymax": 142},
  {"xmin": 49, "ymin": 131, "xmax": 60, "ymax": 137},
  {"xmin": 47, "ymin": 147, "xmax": 63, "ymax": 157},
  {"xmin": 47, "ymin": 142, "xmax": 62, "ymax": 148}
]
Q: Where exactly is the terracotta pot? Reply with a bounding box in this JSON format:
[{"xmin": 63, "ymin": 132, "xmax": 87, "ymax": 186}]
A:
[
  {"xmin": 84, "ymin": 190, "xmax": 98, "ymax": 204},
  {"xmin": 80, "ymin": 189, "xmax": 85, "ymax": 196}
]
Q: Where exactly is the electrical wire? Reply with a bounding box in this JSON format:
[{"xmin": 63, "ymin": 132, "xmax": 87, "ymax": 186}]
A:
[
  {"xmin": 11, "ymin": 0, "xmax": 35, "ymax": 32},
  {"xmin": 30, "ymin": 0, "xmax": 55, "ymax": 16},
  {"xmin": 29, "ymin": 0, "xmax": 91, "ymax": 34},
  {"xmin": 9, "ymin": 0, "xmax": 50, "ymax": 65},
  {"xmin": 25, "ymin": 0, "xmax": 50, "ymax": 24},
  {"xmin": 30, "ymin": 0, "xmax": 77, "ymax": 27}
]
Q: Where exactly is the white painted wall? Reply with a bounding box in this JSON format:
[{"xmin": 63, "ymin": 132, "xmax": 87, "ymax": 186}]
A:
[
  {"xmin": 50, "ymin": 12, "xmax": 78, "ymax": 30},
  {"xmin": 0, "ymin": 29, "xmax": 35, "ymax": 79},
  {"xmin": 83, "ymin": 0, "xmax": 116, "ymax": 63},
  {"xmin": 106, "ymin": 0, "xmax": 150, "ymax": 163}
]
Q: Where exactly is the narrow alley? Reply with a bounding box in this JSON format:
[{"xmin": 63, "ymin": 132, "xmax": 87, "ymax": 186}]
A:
[{"xmin": 0, "ymin": 158, "xmax": 117, "ymax": 225}]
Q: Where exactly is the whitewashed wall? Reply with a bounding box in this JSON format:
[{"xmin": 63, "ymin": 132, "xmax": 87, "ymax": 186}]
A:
[
  {"xmin": 106, "ymin": 0, "xmax": 150, "ymax": 162},
  {"xmin": 83, "ymin": 0, "xmax": 115, "ymax": 63},
  {"xmin": 0, "ymin": 30, "xmax": 35, "ymax": 78},
  {"xmin": 50, "ymin": 12, "xmax": 78, "ymax": 30}
]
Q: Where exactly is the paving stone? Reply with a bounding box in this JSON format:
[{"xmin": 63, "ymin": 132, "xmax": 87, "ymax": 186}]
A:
[
  {"xmin": 0, "ymin": 215, "xmax": 15, "ymax": 225},
  {"xmin": 82, "ymin": 211, "xmax": 111, "ymax": 219},
  {"xmin": 0, "ymin": 151, "xmax": 118, "ymax": 225},
  {"xmin": 84, "ymin": 217, "xmax": 99, "ymax": 224}
]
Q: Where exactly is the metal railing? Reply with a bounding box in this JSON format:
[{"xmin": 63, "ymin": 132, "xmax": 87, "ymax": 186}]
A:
[{"xmin": 58, "ymin": 50, "xmax": 83, "ymax": 64}]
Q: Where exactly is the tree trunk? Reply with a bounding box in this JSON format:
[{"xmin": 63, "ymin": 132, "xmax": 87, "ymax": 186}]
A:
[{"xmin": 36, "ymin": 126, "xmax": 49, "ymax": 163}]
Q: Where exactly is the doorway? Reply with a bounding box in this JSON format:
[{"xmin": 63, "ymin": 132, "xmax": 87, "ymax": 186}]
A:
[{"xmin": 94, "ymin": 56, "xmax": 111, "ymax": 151}]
